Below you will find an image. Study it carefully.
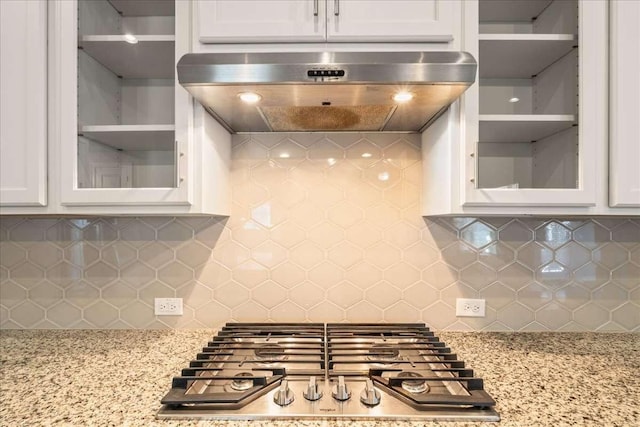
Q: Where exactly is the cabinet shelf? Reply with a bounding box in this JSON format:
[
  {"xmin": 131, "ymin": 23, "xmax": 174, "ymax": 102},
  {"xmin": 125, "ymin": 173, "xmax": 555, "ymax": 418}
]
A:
[
  {"xmin": 79, "ymin": 35, "xmax": 175, "ymax": 79},
  {"xmin": 479, "ymin": 115, "xmax": 576, "ymax": 143},
  {"xmin": 79, "ymin": 125, "xmax": 175, "ymax": 151},
  {"xmin": 479, "ymin": 34, "xmax": 577, "ymax": 78},
  {"xmin": 479, "ymin": 0, "xmax": 552, "ymax": 22},
  {"xmin": 107, "ymin": 0, "xmax": 175, "ymax": 16}
]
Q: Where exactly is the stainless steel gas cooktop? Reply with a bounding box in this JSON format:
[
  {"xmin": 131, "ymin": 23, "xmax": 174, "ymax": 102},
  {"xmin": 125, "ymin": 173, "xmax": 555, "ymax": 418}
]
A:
[{"xmin": 157, "ymin": 323, "xmax": 499, "ymax": 421}]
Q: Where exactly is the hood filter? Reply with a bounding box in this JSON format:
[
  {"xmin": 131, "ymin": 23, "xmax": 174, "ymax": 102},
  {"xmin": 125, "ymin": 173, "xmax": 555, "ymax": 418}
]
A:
[{"xmin": 260, "ymin": 105, "xmax": 395, "ymax": 132}]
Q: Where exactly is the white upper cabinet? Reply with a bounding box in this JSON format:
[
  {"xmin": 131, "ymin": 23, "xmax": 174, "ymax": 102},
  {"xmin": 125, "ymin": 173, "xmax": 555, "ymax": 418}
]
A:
[
  {"xmin": 197, "ymin": 0, "xmax": 325, "ymax": 43},
  {"xmin": 421, "ymin": 0, "xmax": 640, "ymax": 216},
  {"xmin": 0, "ymin": 0, "xmax": 47, "ymax": 207},
  {"xmin": 196, "ymin": 0, "xmax": 456, "ymax": 43},
  {"xmin": 326, "ymin": 0, "xmax": 455, "ymax": 42},
  {"xmin": 609, "ymin": 0, "xmax": 640, "ymax": 208}
]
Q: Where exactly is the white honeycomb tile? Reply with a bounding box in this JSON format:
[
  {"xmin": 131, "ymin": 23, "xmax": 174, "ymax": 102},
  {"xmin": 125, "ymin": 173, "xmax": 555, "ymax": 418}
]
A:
[
  {"xmin": 119, "ymin": 220, "xmax": 155, "ymax": 248},
  {"xmin": 366, "ymin": 242, "xmax": 401, "ymax": 269},
  {"xmin": 611, "ymin": 263, "xmax": 640, "ymax": 290},
  {"xmin": 555, "ymin": 242, "xmax": 591, "ymax": 270},
  {"xmin": 402, "ymin": 242, "xmax": 440, "ymax": 269},
  {"xmin": 384, "ymin": 222, "xmax": 420, "ymax": 249},
  {"xmin": 270, "ymin": 301, "xmax": 306, "ymax": 322},
  {"xmin": 460, "ymin": 221, "xmax": 497, "ymax": 250},
  {"xmin": 345, "ymin": 221, "xmax": 382, "ymax": 250},
  {"xmin": 138, "ymin": 242, "xmax": 173, "ymax": 268},
  {"xmin": 422, "ymin": 301, "xmax": 457, "ymax": 329},
  {"xmin": 441, "ymin": 242, "xmax": 477, "ymax": 270},
  {"xmin": 518, "ymin": 282, "xmax": 552, "ymax": 310},
  {"xmin": 423, "ymin": 262, "xmax": 457, "ymax": 290},
  {"xmin": 497, "ymin": 302, "xmax": 534, "ymax": 330},
  {"xmin": 176, "ymin": 241, "xmax": 213, "ymax": 268},
  {"xmin": 0, "ymin": 242, "xmax": 27, "ymax": 268},
  {"xmin": 480, "ymin": 282, "xmax": 516, "ymax": 309},
  {"xmin": 0, "ymin": 281, "xmax": 27, "ymax": 308},
  {"xmin": 289, "ymin": 241, "xmax": 324, "ymax": 270},
  {"xmin": 10, "ymin": 301, "xmax": 45, "ymax": 328},
  {"xmin": 195, "ymin": 261, "xmax": 233, "ymax": 288},
  {"xmin": 120, "ymin": 301, "xmax": 154, "ymax": 328},
  {"xmin": 120, "ymin": 263, "xmax": 155, "ymax": 288},
  {"xmin": 478, "ymin": 242, "xmax": 515, "ymax": 271},
  {"xmin": 102, "ymin": 281, "xmax": 136, "ymax": 308},
  {"xmin": 611, "ymin": 220, "xmax": 640, "ymax": 249},
  {"xmin": 194, "ymin": 301, "xmax": 231, "ymax": 327},
  {"xmin": 271, "ymin": 262, "xmax": 306, "ymax": 289},
  {"xmin": 101, "ymin": 242, "xmax": 136, "ymax": 268},
  {"xmin": 328, "ymin": 242, "xmax": 363, "ymax": 269},
  {"xmin": 536, "ymin": 302, "xmax": 571, "ymax": 330},
  {"xmin": 344, "ymin": 261, "xmax": 382, "ymax": 290},
  {"xmin": 29, "ymin": 281, "xmax": 62, "ymax": 308},
  {"xmin": 232, "ymin": 301, "xmax": 269, "ymax": 322},
  {"xmin": 499, "ymin": 220, "xmax": 534, "ymax": 249},
  {"xmin": 47, "ymin": 301, "xmax": 81, "ymax": 328},
  {"xmin": 308, "ymin": 262, "xmax": 344, "ymax": 289},
  {"xmin": 574, "ymin": 222, "xmax": 610, "ymax": 249},
  {"xmin": 460, "ymin": 263, "xmax": 497, "ymax": 290},
  {"xmin": 384, "ymin": 262, "xmax": 420, "ymax": 290},
  {"xmin": 157, "ymin": 261, "xmax": 193, "ymax": 288},
  {"xmin": 346, "ymin": 301, "xmax": 382, "ymax": 322},
  {"xmin": 307, "ymin": 301, "xmax": 345, "ymax": 322},
  {"xmin": 384, "ymin": 301, "xmax": 420, "ymax": 322},
  {"xmin": 308, "ymin": 222, "xmax": 345, "ymax": 248},
  {"xmin": 403, "ymin": 283, "xmax": 439, "ymax": 309},
  {"xmin": 366, "ymin": 282, "xmax": 401, "ymax": 309},
  {"xmin": 271, "ymin": 181, "xmax": 307, "ymax": 208},
  {"xmin": 554, "ymin": 283, "xmax": 590, "ymax": 310},
  {"xmin": 611, "ymin": 302, "xmax": 640, "ymax": 330},
  {"xmin": 535, "ymin": 221, "xmax": 572, "ymax": 249},
  {"xmin": 252, "ymin": 241, "xmax": 288, "ymax": 268},
  {"xmin": 270, "ymin": 222, "xmax": 307, "ymax": 249},
  {"xmin": 251, "ymin": 201, "xmax": 289, "ymax": 229},
  {"xmin": 83, "ymin": 301, "xmax": 118, "ymax": 328},
  {"xmin": 27, "ymin": 243, "xmax": 62, "ymax": 269},
  {"xmin": 289, "ymin": 282, "xmax": 325, "ymax": 309},
  {"xmin": 178, "ymin": 282, "xmax": 214, "ymax": 309},
  {"xmin": 10, "ymin": 262, "xmax": 45, "ymax": 289},
  {"xmin": 593, "ymin": 283, "xmax": 628, "ymax": 310},
  {"xmin": 252, "ymin": 281, "xmax": 287, "ymax": 309}
]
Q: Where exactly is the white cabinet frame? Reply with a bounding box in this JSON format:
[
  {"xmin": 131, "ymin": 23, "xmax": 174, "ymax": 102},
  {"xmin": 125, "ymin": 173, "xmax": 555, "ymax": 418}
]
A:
[{"xmin": 0, "ymin": 0, "xmax": 48, "ymax": 207}]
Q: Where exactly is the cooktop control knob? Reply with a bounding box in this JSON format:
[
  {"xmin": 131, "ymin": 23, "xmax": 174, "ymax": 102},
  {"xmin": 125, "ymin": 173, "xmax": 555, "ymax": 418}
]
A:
[
  {"xmin": 331, "ymin": 376, "xmax": 351, "ymax": 401},
  {"xmin": 360, "ymin": 379, "xmax": 381, "ymax": 406},
  {"xmin": 273, "ymin": 380, "xmax": 295, "ymax": 406},
  {"xmin": 303, "ymin": 376, "xmax": 323, "ymax": 401}
]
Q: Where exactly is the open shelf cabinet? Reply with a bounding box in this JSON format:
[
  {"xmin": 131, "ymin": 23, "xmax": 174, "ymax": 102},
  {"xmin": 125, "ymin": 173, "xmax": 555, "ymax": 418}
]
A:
[
  {"xmin": 76, "ymin": 0, "xmax": 178, "ymax": 191},
  {"xmin": 472, "ymin": 0, "xmax": 586, "ymax": 196}
]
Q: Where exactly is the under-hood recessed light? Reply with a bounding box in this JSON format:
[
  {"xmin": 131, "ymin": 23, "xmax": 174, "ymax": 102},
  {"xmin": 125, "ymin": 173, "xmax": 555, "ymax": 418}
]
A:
[
  {"xmin": 393, "ymin": 92, "xmax": 414, "ymax": 103},
  {"xmin": 238, "ymin": 92, "xmax": 262, "ymax": 104},
  {"xmin": 123, "ymin": 34, "xmax": 138, "ymax": 44}
]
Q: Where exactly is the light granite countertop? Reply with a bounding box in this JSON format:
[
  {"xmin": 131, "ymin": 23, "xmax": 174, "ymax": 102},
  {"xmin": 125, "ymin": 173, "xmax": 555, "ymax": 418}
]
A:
[{"xmin": 0, "ymin": 330, "xmax": 638, "ymax": 427}]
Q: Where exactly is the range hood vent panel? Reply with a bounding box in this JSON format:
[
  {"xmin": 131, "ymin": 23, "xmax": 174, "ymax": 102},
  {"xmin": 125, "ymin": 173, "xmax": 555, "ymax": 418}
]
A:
[{"xmin": 178, "ymin": 52, "xmax": 477, "ymax": 133}]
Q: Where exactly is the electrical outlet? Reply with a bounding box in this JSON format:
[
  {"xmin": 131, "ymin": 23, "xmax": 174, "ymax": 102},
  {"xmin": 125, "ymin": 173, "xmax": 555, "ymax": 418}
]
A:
[
  {"xmin": 455, "ymin": 298, "xmax": 486, "ymax": 317},
  {"xmin": 154, "ymin": 298, "xmax": 183, "ymax": 316}
]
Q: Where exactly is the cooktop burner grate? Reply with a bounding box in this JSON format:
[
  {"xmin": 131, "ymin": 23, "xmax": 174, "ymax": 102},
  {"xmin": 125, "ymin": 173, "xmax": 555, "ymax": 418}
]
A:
[{"xmin": 158, "ymin": 323, "xmax": 499, "ymax": 421}]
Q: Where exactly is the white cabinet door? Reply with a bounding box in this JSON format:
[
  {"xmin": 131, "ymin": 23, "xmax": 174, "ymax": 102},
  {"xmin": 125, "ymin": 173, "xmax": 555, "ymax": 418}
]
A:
[
  {"xmin": 54, "ymin": 0, "xmax": 191, "ymax": 207},
  {"xmin": 0, "ymin": 0, "xmax": 47, "ymax": 207},
  {"xmin": 197, "ymin": 0, "xmax": 325, "ymax": 43},
  {"xmin": 327, "ymin": 0, "xmax": 455, "ymax": 42},
  {"xmin": 609, "ymin": 0, "xmax": 640, "ymax": 208},
  {"xmin": 461, "ymin": 0, "xmax": 604, "ymax": 207}
]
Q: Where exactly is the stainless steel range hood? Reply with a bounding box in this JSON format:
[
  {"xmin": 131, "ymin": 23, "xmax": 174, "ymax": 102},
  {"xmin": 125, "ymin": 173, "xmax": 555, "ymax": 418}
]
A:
[{"xmin": 177, "ymin": 51, "xmax": 477, "ymax": 133}]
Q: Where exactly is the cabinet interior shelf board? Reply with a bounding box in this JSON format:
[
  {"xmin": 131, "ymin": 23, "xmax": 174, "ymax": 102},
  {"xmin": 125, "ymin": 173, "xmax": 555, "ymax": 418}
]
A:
[
  {"xmin": 479, "ymin": 0, "xmax": 552, "ymax": 22},
  {"xmin": 479, "ymin": 34, "xmax": 577, "ymax": 78},
  {"xmin": 479, "ymin": 115, "xmax": 576, "ymax": 143},
  {"xmin": 80, "ymin": 125, "xmax": 175, "ymax": 151},
  {"xmin": 79, "ymin": 36, "xmax": 175, "ymax": 79},
  {"xmin": 107, "ymin": 0, "xmax": 175, "ymax": 17}
]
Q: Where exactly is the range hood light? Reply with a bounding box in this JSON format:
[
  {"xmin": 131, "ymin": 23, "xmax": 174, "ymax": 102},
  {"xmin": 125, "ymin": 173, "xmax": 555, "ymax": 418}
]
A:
[
  {"xmin": 361, "ymin": 153, "xmax": 373, "ymax": 158},
  {"xmin": 238, "ymin": 92, "xmax": 262, "ymax": 104},
  {"xmin": 509, "ymin": 97, "xmax": 520, "ymax": 103},
  {"xmin": 123, "ymin": 34, "xmax": 138, "ymax": 44},
  {"xmin": 393, "ymin": 92, "xmax": 414, "ymax": 103}
]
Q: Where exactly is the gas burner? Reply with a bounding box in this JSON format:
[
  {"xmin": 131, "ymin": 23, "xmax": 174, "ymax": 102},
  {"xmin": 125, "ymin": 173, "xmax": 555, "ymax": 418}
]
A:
[
  {"xmin": 254, "ymin": 343, "xmax": 288, "ymax": 362},
  {"xmin": 226, "ymin": 372, "xmax": 254, "ymax": 392},
  {"xmin": 367, "ymin": 345, "xmax": 400, "ymax": 363},
  {"xmin": 397, "ymin": 371, "xmax": 430, "ymax": 394}
]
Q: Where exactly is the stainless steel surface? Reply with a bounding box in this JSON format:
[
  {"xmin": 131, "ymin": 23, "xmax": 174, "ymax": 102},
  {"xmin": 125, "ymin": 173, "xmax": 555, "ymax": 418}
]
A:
[
  {"xmin": 303, "ymin": 377, "xmax": 323, "ymax": 401},
  {"xmin": 176, "ymin": 51, "xmax": 477, "ymax": 133},
  {"xmin": 273, "ymin": 380, "xmax": 295, "ymax": 406},
  {"xmin": 334, "ymin": 0, "xmax": 339, "ymax": 16},
  {"xmin": 313, "ymin": 0, "xmax": 318, "ymax": 16},
  {"xmin": 331, "ymin": 376, "xmax": 351, "ymax": 401},
  {"xmin": 157, "ymin": 377, "xmax": 500, "ymax": 421},
  {"xmin": 158, "ymin": 323, "xmax": 499, "ymax": 422},
  {"xmin": 360, "ymin": 379, "xmax": 381, "ymax": 406}
]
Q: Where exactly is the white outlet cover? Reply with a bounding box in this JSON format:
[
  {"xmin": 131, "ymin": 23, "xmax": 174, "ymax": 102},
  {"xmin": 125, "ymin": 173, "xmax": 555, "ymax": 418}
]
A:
[
  {"xmin": 455, "ymin": 298, "xmax": 486, "ymax": 317},
  {"xmin": 154, "ymin": 298, "xmax": 183, "ymax": 316}
]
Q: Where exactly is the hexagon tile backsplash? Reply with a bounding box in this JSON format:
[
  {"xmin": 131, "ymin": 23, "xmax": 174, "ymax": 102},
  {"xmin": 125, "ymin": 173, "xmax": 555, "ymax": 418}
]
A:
[{"xmin": 1, "ymin": 133, "xmax": 639, "ymax": 331}]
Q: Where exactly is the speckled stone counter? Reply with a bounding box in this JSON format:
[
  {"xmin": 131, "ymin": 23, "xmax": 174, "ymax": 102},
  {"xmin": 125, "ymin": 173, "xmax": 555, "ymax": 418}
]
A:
[{"xmin": 1, "ymin": 330, "xmax": 638, "ymax": 427}]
